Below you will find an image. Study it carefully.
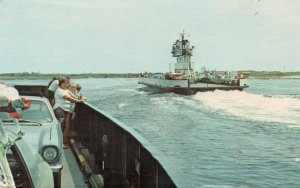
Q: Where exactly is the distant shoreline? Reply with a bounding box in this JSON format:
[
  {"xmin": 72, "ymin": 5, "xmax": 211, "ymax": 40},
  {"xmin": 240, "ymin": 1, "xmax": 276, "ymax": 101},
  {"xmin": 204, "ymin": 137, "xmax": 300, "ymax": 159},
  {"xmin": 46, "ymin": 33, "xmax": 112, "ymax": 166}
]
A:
[
  {"xmin": 0, "ymin": 73, "xmax": 139, "ymax": 80},
  {"xmin": 0, "ymin": 71, "xmax": 300, "ymax": 80},
  {"xmin": 247, "ymin": 71, "xmax": 300, "ymax": 80},
  {"xmin": 248, "ymin": 77, "xmax": 300, "ymax": 80}
]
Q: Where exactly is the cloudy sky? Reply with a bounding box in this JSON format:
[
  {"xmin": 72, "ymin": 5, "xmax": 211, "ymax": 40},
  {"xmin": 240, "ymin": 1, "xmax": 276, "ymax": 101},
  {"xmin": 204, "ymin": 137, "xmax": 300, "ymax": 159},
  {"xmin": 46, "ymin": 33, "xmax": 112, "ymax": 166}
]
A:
[{"xmin": 0, "ymin": 0, "xmax": 299, "ymax": 73}]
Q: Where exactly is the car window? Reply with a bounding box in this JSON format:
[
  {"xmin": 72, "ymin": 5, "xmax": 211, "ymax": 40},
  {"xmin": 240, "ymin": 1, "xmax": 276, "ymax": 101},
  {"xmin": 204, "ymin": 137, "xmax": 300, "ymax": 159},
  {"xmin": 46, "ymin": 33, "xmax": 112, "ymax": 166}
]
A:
[
  {"xmin": 0, "ymin": 100, "xmax": 53, "ymax": 123},
  {"xmin": 20, "ymin": 100, "xmax": 53, "ymax": 123}
]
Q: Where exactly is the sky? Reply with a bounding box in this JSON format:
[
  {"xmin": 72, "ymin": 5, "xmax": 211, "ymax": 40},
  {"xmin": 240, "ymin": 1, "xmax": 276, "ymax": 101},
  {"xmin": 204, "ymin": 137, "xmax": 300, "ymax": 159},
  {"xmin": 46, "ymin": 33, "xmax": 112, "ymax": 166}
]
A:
[{"xmin": 0, "ymin": 0, "xmax": 299, "ymax": 73}]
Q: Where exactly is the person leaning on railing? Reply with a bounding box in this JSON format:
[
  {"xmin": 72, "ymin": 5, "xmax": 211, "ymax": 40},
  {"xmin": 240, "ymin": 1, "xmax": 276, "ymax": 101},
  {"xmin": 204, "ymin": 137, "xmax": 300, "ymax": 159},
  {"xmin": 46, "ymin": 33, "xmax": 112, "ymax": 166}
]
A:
[
  {"xmin": 67, "ymin": 82, "xmax": 87, "ymax": 120},
  {"xmin": 53, "ymin": 78, "xmax": 85, "ymax": 148},
  {"xmin": 48, "ymin": 76, "xmax": 69, "ymax": 106},
  {"xmin": 67, "ymin": 82, "xmax": 77, "ymax": 115}
]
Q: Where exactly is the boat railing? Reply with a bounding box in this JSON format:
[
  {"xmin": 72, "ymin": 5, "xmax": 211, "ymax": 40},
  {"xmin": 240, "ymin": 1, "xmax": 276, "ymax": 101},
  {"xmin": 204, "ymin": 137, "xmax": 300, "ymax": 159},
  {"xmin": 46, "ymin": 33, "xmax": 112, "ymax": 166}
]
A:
[{"xmin": 73, "ymin": 102, "xmax": 183, "ymax": 187}]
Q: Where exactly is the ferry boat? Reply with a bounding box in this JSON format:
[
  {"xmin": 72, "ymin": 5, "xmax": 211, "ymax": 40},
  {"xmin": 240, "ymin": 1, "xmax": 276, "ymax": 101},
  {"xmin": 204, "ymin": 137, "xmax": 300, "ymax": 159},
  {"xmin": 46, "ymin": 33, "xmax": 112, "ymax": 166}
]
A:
[
  {"xmin": 4, "ymin": 85, "xmax": 185, "ymax": 187},
  {"xmin": 138, "ymin": 31, "xmax": 249, "ymax": 95}
]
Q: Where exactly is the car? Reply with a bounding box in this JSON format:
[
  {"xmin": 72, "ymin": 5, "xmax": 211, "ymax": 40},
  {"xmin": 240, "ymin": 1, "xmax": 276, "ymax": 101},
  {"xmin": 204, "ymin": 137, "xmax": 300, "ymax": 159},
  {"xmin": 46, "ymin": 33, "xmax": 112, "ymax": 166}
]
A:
[
  {"xmin": 0, "ymin": 95, "xmax": 63, "ymax": 187},
  {"xmin": 0, "ymin": 117, "xmax": 54, "ymax": 188}
]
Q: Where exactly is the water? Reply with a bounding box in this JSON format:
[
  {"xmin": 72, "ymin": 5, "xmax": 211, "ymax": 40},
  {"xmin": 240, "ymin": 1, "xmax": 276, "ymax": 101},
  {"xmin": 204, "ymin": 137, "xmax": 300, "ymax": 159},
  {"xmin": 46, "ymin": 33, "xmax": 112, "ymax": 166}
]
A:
[{"xmin": 5, "ymin": 78, "xmax": 300, "ymax": 187}]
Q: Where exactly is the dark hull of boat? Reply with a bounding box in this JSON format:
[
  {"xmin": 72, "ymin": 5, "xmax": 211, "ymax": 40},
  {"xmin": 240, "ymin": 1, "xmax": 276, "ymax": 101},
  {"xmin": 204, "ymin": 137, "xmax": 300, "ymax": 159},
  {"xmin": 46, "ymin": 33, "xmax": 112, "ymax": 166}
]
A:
[{"xmin": 140, "ymin": 82, "xmax": 249, "ymax": 95}]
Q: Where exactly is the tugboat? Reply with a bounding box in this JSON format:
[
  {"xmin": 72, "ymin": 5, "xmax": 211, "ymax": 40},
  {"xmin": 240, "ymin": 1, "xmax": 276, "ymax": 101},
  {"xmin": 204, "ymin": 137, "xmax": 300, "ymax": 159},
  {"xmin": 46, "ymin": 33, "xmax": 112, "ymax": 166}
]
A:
[{"xmin": 138, "ymin": 31, "xmax": 249, "ymax": 95}]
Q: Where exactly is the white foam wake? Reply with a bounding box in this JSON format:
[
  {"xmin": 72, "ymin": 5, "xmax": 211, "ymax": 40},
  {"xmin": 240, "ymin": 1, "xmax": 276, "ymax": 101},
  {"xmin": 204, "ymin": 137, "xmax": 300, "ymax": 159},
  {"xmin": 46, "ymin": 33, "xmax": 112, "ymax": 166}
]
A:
[
  {"xmin": 118, "ymin": 88, "xmax": 146, "ymax": 95},
  {"xmin": 118, "ymin": 103, "xmax": 128, "ymax": 109},
  {"xmin": 194, "ymin": 90, "xmax": 300, "ymax": 127}
]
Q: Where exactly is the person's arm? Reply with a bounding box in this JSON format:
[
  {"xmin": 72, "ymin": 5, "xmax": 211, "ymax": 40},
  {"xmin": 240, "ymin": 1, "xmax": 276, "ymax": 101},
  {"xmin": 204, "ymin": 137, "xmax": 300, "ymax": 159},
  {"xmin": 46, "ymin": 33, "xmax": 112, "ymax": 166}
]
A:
[
  {"xmin": 63, "ymin": 94, "xmax": 84, "ymax": 103},
  {"xmin": 68, "ymin": 90, "xmax": 77, "ymax": 98}
]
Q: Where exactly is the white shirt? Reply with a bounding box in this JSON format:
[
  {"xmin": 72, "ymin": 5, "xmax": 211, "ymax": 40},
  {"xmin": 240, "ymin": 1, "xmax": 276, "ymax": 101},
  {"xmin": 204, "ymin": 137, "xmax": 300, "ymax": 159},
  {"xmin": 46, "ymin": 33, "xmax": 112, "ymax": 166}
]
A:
[
  {"xmin": 48, "ymin": 80, "xmax": 59, "ymax": 93},
  {"xmin": 53, "ymin": 88, "xmax": 71, "ymax": 112}
]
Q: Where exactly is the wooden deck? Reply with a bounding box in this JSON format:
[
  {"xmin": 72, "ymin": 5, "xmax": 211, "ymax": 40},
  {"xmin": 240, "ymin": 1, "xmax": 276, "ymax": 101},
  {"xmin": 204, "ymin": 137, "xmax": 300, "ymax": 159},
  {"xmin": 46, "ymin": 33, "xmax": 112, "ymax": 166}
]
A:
[{"xmin": 61, "ymin": 148, "xmax": 88, "ymax": 188}]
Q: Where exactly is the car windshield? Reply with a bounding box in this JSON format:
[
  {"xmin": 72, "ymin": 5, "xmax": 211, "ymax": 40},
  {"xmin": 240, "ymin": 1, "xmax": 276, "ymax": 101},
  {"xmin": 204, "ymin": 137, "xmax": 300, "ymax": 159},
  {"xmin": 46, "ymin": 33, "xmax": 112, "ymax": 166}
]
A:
[{"xmin": 0, "ymin": 100, "xmax": 53, "ymax": 124}]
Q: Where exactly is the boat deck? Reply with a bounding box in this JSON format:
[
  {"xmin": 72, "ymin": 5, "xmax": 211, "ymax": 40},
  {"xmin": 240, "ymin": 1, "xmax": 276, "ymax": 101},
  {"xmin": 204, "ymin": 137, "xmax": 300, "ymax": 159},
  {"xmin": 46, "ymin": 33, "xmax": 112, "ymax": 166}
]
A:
[
  {"xmin": 61, "ymin": 148, "xmax": 88, "ymax": 188},
  {"xmin": 190, "ymin": 82, "xmax": 234, "ymax": 88}
]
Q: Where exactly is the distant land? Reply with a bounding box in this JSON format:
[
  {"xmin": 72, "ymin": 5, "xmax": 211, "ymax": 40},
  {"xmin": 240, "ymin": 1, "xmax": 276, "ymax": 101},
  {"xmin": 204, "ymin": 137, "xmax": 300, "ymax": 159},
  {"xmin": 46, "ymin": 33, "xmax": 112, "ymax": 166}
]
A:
[
  {"xmin": 0, "ymin": 71, "xmax": 300, "ymax": 80},
  {"xmin": 0, "ymin": 72, "xmax": 139, "ymax": 80},
  {"xmin": 246, "ymin": 71, "xmax": 300, "ymax": 79}
]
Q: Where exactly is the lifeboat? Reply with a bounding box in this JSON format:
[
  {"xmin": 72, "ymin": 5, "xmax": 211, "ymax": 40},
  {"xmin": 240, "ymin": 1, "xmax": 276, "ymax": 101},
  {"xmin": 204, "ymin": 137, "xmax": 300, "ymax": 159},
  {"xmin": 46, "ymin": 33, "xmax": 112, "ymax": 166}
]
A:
[{"xmin": 170, "ymin": 73, "xmax": 183, "ymax": 80}]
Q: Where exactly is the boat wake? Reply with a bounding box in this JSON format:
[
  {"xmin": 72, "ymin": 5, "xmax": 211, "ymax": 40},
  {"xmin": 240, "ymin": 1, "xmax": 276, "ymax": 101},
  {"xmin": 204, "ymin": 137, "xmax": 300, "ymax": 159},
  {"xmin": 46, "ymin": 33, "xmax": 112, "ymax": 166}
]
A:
[
  {"xmin": 118, "ymin": 103, "xmax": 128, "ymax": 109},
  {"xmin": 136, "ymin": 87, "xmax": 166, "ymax": 95},
  {"xmin": 193, "ymin": 90, "xmax": 300, "ymax": 127},
  {"xmin": 118, "ymin": 88, "xmax": 146, "ymax": 95}
]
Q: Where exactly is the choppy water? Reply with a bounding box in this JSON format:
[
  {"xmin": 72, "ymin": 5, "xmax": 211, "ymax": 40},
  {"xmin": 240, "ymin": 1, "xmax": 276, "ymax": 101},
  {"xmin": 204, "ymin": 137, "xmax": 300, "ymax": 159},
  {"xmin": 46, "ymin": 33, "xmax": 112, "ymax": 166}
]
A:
[{"xmin": 5, "ymin": 78, "xmax": 300, "ymax": 187}]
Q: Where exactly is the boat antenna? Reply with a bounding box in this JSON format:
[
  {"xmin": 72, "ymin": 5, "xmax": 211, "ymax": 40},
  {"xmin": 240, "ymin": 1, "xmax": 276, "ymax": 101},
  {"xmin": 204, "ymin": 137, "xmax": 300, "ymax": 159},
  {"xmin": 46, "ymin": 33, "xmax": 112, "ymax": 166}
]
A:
[
  {"xmin": 179, "ymin": 30, "xmax": 190, "ymax": 41},
  {"xmin": 180, "ymin": 30, "xmax": 185, "ymax": 41}
]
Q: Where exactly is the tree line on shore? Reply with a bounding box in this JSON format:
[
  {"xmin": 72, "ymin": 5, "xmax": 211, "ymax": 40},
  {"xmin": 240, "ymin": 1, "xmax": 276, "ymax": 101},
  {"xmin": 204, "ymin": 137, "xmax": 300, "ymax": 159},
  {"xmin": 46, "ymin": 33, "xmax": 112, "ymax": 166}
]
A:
[
  {"xmin": 0, "ymin": 72, "xmax": 139, "ymax": 80},
  {"xmin": 0, "ymin": 71, "xmax": 300, "ymax": 80}
]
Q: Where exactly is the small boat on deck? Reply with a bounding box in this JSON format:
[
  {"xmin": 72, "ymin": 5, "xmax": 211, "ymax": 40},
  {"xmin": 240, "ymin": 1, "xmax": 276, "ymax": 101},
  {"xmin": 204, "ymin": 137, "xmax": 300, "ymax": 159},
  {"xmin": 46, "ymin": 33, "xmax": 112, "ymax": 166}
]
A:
[{"xmin": 138, "ymin": 31, "xmax": 249, "ymax": 95}]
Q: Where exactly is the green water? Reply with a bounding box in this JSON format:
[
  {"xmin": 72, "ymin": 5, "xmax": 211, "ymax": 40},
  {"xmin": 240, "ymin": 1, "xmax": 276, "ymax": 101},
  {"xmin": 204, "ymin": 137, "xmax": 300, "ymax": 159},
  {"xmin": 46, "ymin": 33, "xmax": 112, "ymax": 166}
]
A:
[{"xmin": 5, "ymin": 78, "xmax": 300, "ymax": 187}]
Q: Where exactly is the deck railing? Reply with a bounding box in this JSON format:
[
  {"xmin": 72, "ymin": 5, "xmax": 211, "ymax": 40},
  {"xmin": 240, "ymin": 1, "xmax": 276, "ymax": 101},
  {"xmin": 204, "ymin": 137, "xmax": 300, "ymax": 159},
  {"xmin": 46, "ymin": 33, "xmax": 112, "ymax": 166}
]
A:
[{"xmin": 73, "ymin": 102, "xmax": 179, "ymax": 188}]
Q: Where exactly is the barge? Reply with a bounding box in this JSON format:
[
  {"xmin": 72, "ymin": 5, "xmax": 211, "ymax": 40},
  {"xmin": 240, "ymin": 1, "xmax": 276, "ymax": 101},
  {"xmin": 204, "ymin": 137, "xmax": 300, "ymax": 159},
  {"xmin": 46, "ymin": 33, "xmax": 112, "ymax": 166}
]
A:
[{"xmin": 138, "ymin": 31, "xmax": 249, "ymax": 95}]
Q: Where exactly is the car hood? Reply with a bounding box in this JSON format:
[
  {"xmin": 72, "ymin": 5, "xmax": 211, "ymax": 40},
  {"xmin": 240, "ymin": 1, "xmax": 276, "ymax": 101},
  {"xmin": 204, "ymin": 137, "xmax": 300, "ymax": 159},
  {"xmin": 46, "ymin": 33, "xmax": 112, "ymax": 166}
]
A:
[{"xmin": 5, "ymin": 125, "xmax": 62, "ymax": 152}]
